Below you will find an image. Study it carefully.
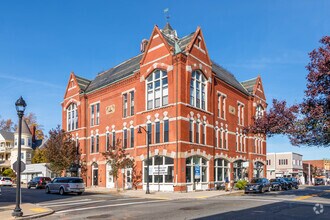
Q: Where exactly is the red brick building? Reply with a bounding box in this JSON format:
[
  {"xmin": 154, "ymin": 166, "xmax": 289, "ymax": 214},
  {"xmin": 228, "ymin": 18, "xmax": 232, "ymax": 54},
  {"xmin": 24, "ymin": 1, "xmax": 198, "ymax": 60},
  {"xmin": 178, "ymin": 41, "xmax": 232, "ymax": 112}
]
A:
[{"xmin": 62, "ymin": 23, "xmax": 267, "ymax": 191}]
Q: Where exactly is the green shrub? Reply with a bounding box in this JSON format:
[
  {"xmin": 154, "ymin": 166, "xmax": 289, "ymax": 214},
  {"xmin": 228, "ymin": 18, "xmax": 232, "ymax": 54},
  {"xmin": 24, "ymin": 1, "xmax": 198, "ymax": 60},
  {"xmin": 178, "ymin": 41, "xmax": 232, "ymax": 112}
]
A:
[{"xmin": 235, "ymin": 179, "xmax": 248, "ymax": 190}]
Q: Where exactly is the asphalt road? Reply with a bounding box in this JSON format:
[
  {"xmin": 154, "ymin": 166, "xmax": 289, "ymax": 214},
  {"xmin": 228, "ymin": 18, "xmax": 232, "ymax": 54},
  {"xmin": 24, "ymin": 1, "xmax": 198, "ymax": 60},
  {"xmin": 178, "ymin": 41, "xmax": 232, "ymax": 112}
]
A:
[{"xmin": 1, "ymin": 185, "xmax": 329, "ymax": 219}]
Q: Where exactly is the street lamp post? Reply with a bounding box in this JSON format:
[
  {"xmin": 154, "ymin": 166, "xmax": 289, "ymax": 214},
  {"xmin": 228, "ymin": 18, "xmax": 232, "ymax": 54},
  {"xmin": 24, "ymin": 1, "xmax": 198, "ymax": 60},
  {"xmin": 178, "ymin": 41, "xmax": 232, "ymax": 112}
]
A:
[
  {"xmin": 12, "ymin": 96, "xmax": 26, "ymax": 217},
  {"xmin": 137, "ymin": 125, "xmax": 150, "ymax": 194}
]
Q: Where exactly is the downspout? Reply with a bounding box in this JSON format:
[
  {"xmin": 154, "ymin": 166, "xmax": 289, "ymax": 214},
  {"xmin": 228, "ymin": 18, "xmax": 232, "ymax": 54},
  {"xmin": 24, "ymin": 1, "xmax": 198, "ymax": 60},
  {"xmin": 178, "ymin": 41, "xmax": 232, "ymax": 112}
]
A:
[{"xmin": 174, "ymin": 42, "xmax": 181, "ymax": 190}]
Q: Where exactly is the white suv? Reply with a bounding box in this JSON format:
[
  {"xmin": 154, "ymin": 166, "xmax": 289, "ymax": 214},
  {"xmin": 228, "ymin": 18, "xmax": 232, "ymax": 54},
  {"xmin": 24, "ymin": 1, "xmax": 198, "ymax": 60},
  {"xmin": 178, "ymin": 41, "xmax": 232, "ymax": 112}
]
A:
[{"xmin": 45, "ymin": 177, "xmax": 85, "ymax": 195}]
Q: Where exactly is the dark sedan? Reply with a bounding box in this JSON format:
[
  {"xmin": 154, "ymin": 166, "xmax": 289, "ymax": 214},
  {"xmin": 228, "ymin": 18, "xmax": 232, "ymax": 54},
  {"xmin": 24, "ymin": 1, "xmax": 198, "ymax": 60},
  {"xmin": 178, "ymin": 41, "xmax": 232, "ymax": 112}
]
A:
[
  {"xmin": 314, "ymin": 178, "xmax": 325, "ymax": 185},
  {"xmin": 270, "ymin": 178, "xmax": 289, "ymax": 191},
  {"xmin": 27, "ymin": 177, "xmax": 52, "ymax": 189},
  {"xmin": 245, "ymin": 178, "xmax": 271, "ymax": 194},
  {"xmin": 284, "ymin": 177, "xmax": 299, "ymax": 189}
]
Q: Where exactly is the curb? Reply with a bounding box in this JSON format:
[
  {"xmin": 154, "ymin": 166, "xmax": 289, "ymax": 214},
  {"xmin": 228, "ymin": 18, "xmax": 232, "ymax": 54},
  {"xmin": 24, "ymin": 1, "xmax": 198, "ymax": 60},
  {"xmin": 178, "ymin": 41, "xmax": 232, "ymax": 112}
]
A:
[{"xmin": 16, "ymin": 210, "xmax": 55, "ymax": 220}]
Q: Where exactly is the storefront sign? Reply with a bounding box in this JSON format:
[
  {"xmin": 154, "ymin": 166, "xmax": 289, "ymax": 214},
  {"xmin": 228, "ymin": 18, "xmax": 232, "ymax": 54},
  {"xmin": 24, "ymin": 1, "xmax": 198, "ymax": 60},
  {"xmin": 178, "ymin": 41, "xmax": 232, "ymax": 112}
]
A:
[
  {"xmin": 149, "ymin": 166, "xmax": 168, "ymax": 175},
  {"xmin": 194, "ymin": 165, "xmax": 200, "ymax": 179}
]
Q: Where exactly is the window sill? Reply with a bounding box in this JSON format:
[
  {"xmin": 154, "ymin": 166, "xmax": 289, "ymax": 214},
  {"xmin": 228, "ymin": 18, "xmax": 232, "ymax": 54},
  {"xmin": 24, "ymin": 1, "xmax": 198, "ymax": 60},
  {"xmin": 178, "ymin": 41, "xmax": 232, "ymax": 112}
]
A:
[{"xmin": 185, "ymin": 104, "xmax": 213, "ymax": 115}]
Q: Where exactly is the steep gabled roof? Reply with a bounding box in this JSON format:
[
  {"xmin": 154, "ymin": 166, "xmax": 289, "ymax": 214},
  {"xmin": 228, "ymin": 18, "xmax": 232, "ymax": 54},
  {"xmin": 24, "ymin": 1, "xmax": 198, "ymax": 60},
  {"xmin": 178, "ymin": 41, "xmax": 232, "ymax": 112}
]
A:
[
  {"xmin": 0, "ymin": 130, "xmax": 14, "ymax": 141},
  {"xmin": 241, "ymin": 77, "xmax": 258, "ymax": 95},
  {"xmin": 212, "ymin": 62, "xmax": 250, "ymax": 96},
  {"xmin": 75, "ymin": 75, "xmax": 91, "ymax": 92},
  {"xmin": 15, "ymin": 120, "xmax": 31, "ymax": 135},
  {"xmin": 85, "ymin": 54, "xmax": 143, "ymax": 93}
]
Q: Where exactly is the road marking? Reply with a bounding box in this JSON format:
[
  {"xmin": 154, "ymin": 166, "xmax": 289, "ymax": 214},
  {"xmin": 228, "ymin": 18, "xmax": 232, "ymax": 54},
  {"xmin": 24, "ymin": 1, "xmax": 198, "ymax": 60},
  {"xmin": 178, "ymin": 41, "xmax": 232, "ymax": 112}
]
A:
[
  {"xmin": 30, "ymin": 207, "xmax": 49, "ymax": 213},
  {"xmin": 37, "ymin": 199, "xmax": 91, "ymax": 206},
  {"xmin": 44, "ymin": 200, "xmax": 106, "ymax": 207},
  {"xmin": 294, "ymin": 194, "xmax": 317, "ymax": 201},
  {"xmin": 56, "ymin": 200, "xmax": 166, "ymax": 214}
]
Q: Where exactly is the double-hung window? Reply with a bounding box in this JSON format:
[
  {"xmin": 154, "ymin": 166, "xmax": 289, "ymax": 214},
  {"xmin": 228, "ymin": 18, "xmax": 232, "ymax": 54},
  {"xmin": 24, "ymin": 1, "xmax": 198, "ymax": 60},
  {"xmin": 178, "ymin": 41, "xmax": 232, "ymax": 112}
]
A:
[
  {"xmin": 123, "ymin": 129, "xmax": 127, "ymax": 148},
  {"xmin": 190, "ymin": 71, "xmax": 207, "ymax": 110},
  {"xmin": 147, "ymin": 70, "xmax": 168, "ymax": 110},
  {"xmin": 112, "ymin": 131, "xmax": 116, "ymax": 149},
  {"xmin": 106, "ymin": 133, "xmax": 110, "ymax": 151},
  {"xmin": 130, "ymin": 91, "xmax": 134, "ymax": 116},
  {"xmin": 130, "ymin": 127, "xmax": 134, "ymax": 148},
  {"xmin": 91, "ymin": 136, "xmax": 95, "ymax": 153},
  {"xmin": 155, "ymin": 122, "xmax": 160, "ymax": 143},
  {"xmin": 189, "ymin": 120, "xmax": 193, "ymax": 142},
  {"xmin": 164, "ymin": 120, "xmax": 169, "ymax": 142},
  {"xmin": 196, "ymin": 121, "xmax": 200, "ymax": 144},
  {"xmin": 217, "ymin": 93, "xmax": 226, "ymax": 119},
  {"xmin": 96, "ymin": 135, "xmax": 99, "ymax": 152},
  {"xmin": 90, "ymin": 103, "xmax": 100, "ymax": 126},
  {"xmin": 123, "ymin": 94, "xmax": 128, "ymax": 118},
  {"xmin": 147, "ymin": 123, "xmax": 152, "ymax": 144}
]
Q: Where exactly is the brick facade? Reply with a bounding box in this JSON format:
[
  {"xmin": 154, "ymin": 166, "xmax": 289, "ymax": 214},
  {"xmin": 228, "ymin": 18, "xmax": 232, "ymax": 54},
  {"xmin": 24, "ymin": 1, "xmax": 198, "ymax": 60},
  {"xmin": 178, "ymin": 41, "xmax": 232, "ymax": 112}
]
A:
[{"xmin": 62, "ymin": 23, "xmax": 267, "ymax": 191}]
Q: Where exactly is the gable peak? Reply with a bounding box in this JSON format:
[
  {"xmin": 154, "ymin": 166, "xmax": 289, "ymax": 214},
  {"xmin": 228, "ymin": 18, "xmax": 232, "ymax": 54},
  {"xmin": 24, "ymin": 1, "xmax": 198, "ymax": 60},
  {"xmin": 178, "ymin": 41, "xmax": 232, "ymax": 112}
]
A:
[{"xmin": 161, "ymin": 22, "xmax": 178, "ymax": 40}]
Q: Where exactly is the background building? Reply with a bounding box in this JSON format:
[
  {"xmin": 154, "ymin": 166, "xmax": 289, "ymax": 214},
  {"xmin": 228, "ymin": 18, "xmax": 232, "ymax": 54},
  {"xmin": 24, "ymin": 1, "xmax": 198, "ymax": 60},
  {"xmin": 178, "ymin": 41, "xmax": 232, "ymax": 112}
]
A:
[
  {"xmin": 0, "ymin": 130, "xmax": 14, "ymax": 172},
  {"xmin": 62, "ymin": 23, "xmax": 267, "ymax": 191},
  {"xmin": 267, "ymin": 152, "xmax": 304, "ymax": 184},
  {"xmin": 303, "ymin": 159, "xmax": 330, "ymax": 184}
]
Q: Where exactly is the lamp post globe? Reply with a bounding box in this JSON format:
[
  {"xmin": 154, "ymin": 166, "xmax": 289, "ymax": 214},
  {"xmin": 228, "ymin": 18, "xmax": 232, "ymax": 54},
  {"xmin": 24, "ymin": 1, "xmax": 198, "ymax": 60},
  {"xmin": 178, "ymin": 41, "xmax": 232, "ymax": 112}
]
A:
[{"xmin": 12, "ymin": 96, "xmax": 26, "ymax": 217}]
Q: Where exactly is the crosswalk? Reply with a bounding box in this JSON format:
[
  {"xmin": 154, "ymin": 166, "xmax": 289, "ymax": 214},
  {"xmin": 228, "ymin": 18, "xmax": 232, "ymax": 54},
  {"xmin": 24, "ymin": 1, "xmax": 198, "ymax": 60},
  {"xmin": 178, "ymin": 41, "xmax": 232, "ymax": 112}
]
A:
[{"xmin": 36, "ymin": 197, "xmax": 166, "ymax": 214}]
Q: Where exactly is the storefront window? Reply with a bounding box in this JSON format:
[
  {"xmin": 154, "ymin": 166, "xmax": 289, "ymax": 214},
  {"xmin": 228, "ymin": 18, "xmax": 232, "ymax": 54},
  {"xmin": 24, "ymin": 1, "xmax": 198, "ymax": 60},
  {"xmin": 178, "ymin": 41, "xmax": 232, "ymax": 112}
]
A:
[
  {"xmin": 186, "ymin": 156, "xmax": 208, "ymax": 183},
  {"xmin": 233, "ymin": 160, "xmax": 246, "ymax": 181},
  {"xmin": 254, "ymin": 161, "xmax": 264, "ymax": 178},
  {"xmin": 143, "ymin": 156, "xmax": 174, "ymax": 184},
  {"xmin": 214, "ymin": 159, "xmax": 229, "ymax": 182}
]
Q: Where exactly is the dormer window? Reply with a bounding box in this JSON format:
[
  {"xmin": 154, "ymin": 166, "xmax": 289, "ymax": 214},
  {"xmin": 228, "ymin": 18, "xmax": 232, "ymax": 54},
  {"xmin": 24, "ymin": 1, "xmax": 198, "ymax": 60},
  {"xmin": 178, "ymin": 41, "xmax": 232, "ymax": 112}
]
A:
[
  {"xmin": 190, "ymin": 70, "xmax": 207, "ymax": 110},
  {"xmin": 146, "ymin": 70, "xmax": 168, "ymax": 110},
  {"xmin": 256, "ymin": 104, "xmax": 264, "ymax": 119}
]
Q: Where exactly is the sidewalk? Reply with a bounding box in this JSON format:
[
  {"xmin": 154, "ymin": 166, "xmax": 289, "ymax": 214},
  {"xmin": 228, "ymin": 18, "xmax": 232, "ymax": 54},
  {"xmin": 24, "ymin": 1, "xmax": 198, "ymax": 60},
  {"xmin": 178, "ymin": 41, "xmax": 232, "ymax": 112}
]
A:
[
  {"xmin": 85, "ymin": 187, "xmax": 243, "ymax": 200},
  {"xmin": 0, "ymin": 203, "xmax": 54, "ymax": 220}
]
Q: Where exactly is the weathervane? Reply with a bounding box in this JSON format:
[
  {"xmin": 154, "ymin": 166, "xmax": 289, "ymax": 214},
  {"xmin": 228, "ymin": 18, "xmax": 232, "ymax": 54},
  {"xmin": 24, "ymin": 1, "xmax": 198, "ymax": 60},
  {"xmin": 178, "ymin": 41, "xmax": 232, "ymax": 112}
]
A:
[{"xmin": 164, "ymin": 8, "xmax": 170, "ymax": 22}]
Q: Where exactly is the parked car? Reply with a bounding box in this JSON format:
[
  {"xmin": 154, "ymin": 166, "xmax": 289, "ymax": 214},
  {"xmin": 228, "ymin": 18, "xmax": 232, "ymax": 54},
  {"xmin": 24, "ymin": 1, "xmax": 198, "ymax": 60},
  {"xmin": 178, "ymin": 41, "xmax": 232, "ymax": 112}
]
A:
[
  {"xmin": 245, "ymin": 178, "xmax": 271, "ymax": 194},
  {"xmin": 284, "ymin": 177, "xmax": 299, "ymax": 189},
  {"xmin": 0, "ymin": 177, "xmax": 13, "ymax": 186},
  {"xmin": 314, "ymin": 178, "xmax": 325, "ymax": 186},
  {"xmin": 45, "ymin": 177, "xmax": 85, "ymax": 195},
  {"xmin": 270, "ymin": 178, "xmax": 289, "ymax": 191},
  {"xmin": 27, "ymin": 177, "xmax": 52, "ymax": 189}
]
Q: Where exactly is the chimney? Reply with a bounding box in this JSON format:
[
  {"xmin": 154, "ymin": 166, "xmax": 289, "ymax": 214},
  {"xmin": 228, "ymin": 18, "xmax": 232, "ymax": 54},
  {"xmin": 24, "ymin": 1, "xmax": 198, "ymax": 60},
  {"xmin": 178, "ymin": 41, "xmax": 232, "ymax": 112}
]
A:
[
  {"xmin": 140, "ymin": 39, "xmax": 148, "ymax": 53},
  {"xmin": 32, "ymin": 125, "xmax": 36, "ymax": 143}
]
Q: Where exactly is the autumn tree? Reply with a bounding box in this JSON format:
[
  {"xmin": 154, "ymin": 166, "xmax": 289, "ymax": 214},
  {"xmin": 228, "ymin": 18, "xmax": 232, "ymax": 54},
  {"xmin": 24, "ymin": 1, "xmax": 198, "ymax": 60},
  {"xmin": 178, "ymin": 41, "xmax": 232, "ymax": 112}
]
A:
[
  {"xmin": 31, "ymin": 148, "xmax": 48, "ymax": 164},
  {"xmin": 0, "ymin": 116, "xmax": 14, "ymax": 132},
  {"xmin": 246, "ymin": 36, "xmax": 330, "ymax": 148},
  {"xmin": 290, "ymin": 36, "xmax": 330, "ymax": 147},
  {"xmin": 44, "ymin": 125, "xmax": 77, "ymax": 175},
  {"xmin": 102, "ymin": 140, "xmax": 134, "ymax": 191},
  {"xmin": 24, "ymin": 112, "xmax": 45, "ymax": 139}
]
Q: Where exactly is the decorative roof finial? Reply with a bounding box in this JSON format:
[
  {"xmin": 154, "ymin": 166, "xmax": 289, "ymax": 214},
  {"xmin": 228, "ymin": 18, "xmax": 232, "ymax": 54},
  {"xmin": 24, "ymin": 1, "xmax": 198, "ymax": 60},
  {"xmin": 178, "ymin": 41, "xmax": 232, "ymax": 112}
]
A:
[{"xmin": 164, "ymin": 8, "xmax": 170, "ymax": 22}]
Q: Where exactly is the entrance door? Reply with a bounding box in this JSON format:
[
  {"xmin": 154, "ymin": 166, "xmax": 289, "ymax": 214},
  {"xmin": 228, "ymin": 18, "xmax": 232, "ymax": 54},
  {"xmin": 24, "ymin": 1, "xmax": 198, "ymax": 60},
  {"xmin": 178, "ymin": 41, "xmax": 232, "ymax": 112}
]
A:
[
  {"xmin": 106, "ymin": 163, "xmax": 114, "ymax": 189},
  {"xmin": 92, "ymin": 163, "xmax": 98, "ymax": 186},
  {"xmin": 125, "ymin": 168, "xmax": 132, "ymax": 189}
]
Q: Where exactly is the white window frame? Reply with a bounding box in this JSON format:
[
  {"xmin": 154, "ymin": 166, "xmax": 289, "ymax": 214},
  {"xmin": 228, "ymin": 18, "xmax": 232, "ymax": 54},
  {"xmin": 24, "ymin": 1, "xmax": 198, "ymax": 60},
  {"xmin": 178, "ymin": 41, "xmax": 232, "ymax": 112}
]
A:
[
  {"xmin": 190, "ymin": 70, "xmax": 207, "ymax": 110},
  {"xmin": 67, "ymin": 103, "xmax": 78, "ymax": 131},
  {"xmin": 146, "ymin": 69, "xmax": 168, "ymax": 110}
]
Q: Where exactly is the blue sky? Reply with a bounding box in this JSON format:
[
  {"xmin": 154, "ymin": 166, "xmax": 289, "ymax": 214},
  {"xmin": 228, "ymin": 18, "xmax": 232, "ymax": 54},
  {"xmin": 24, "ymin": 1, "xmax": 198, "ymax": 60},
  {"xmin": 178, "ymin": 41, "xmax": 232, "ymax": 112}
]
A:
[{"xmin": 0, "ymin": 1, "xmax": 329, "ymax": 159}]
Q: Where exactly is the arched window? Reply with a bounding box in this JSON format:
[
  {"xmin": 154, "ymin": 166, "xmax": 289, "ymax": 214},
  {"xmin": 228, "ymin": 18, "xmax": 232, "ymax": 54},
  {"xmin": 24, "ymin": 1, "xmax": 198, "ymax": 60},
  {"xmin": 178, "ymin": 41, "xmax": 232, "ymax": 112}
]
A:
[
  {"xmin": 256, "ymin": 105, "xmax": 264, "ymax": 119},
  {"xmin": 186, "ymin": 156, "xmax": 208, "ymax": 183},
  {"xmin": 190, "ymin": 70, "xmax": 207, "ymax": 110},
  {"xmin": 146, "ymin": 70, "xmax": 168, "ymax": 110},
  {"xmin": 214, "ymin": 159, "xmax": 229, "ymax": 182},
  {"xmin": 143, "ymin": 156, "xmax": 174, "ymax": 184},
  {"xmin": 233, "ymin": 160, "xmax": 247, "ymax": 181},
  {"xmin": 67, "ymin": 103, "xmax": 78, "ymax": 131},
  {"xmin": 254, "ymin": 161, "xmax": 264, "ymax": 178}
]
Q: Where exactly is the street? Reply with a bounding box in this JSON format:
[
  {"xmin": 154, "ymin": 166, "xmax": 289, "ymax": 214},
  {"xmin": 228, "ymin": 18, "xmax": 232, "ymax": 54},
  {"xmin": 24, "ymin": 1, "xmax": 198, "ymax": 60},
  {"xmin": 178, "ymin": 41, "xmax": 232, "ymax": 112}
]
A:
[{"xmin": 0, "ymin": 185, "xmax": 329, "ymax": 219}]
